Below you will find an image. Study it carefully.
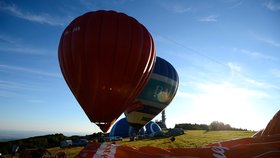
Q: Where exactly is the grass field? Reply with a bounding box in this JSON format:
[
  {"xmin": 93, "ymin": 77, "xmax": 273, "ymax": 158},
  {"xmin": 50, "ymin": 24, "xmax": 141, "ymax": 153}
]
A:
[
  {"xmin": 51, "ymin": 130, "xmax": 255, "ymax": 157},
  {"xmin": 116, "ymin": 130, "xmax": 255, "ymax": 148},
  {"xmin": 6, "ymin": 130, "xmax": 255, "ymax": 158}
]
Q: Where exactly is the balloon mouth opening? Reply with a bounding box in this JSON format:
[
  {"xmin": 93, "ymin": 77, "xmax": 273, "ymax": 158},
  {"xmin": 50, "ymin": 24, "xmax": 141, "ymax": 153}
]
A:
[{"xmin": 95, "ymin": 121, "xmax": 115, "ymax": 133}]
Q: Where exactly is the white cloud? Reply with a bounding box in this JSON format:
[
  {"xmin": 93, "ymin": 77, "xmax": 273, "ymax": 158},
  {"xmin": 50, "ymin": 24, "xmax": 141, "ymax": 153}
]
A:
[
  {"xmin": 227, "ymin": 62, "xmax": 241, "ymax": 72},
  {"xmin": 264, "ymin": 0, "xmax": 280, "ymax": 11},
  {"xmin": 153, "ymin": 35, "xmax": 174, "ymax": 45},
  {"xmin": 0, "ymin": 64, "xmax": 61, "ymax": 78},
  {"xmin": 256, "ymin": 36, "xmax": 280, "ymax": 47},
  {"xmin": 237, "ymin": 48, "xmax": 278, "ymax": 61},
  {"xmin": 0, "ymin": 37, "xmax": 12, "ymax": 44},
  {"xmin": 160, "ymin": 1, "xmax": 191, "ymax": 13},
  {"xmin": 0, "ymin": 65, "xmax": 61, "ymax": 98},
  {"xmin": 243, "ymin": 78, "xmax": 279, "ymax": 90},
  {"xmin": 198, "ymin": 15, "xmax": 219, "ymax": 22},
  {"xmin": 0, "ymin": 2, "xmax": 65, "ymax": 26},
  {"xmin": 0, "ymin": 80, "xmax": 33, "ymax": 90},
  {"xmin": 0, "ymin": 34, "xmax": 20, "ymax": 44},
  {"xmin": 27, "ymin": 99, "xmax": 44, "ymax": 103},
  {"xmin": 0, "ymin": 90, "xmax": 19, "ymax": 98},
  {"xmin": 0, "ymin": 45, "xmax": 47, "ymax": 55},
  {"xmin": 271, "ymin": 69, "xmax": 280, "ymax": 78},
  {"xmin": 226, "ymin": 61, "xmax": 279, "ymax": 90},
  {"xmin": 170, "ymin": 4, "xmax": 191, "ymax": 13},
  {"xmin": 0, "ymin": 80, "xmax": 37, "ymax": 98},
  {"xmin": 230, "ymin": 0, "xmax": 243, "ymax": 8},
  {"xmin": 0, "ymin": 34, "xmax": 51, "ymax": 55}
]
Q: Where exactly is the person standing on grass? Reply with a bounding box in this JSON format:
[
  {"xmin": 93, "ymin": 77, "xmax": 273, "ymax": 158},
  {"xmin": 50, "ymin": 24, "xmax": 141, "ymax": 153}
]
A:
[{"xmin": 11, "ymin": 144, "xmax": 19, "ymax": 158}]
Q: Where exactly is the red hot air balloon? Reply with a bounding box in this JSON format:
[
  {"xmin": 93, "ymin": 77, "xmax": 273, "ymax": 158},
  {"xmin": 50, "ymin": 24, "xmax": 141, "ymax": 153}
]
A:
[{"xmin": 58, "ymin": 10, "xmax": 156, "ymax": 132}]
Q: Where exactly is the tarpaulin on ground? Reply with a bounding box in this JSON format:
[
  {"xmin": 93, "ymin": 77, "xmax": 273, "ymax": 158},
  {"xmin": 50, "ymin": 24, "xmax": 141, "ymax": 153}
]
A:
[{"xmin": 76, "ymin": 110, "xmax": 280, "ymax": 158}]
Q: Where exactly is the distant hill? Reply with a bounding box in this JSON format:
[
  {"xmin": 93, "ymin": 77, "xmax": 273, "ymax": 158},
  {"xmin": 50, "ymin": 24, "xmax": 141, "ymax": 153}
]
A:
[
  {"xmin": 0, "ymin": 130, "xmax": 91, "ymax": 142},
  {"xmin": 0, "ymin": 133, "xmax": 68, "ymax": 155},
  {"xmin": 0, "ymin": 130, "xmax": 53, "ymax": 142},
  {"xmin": 0, "ymin": 131, "xmax": 102, "ymax": 155}
]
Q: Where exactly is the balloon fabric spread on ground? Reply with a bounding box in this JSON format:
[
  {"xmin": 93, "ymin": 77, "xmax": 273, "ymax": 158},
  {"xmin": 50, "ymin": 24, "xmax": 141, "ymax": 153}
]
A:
[
  {"xmin": 77, "ymin": 110, "xmax": 280, "ymax": 158},
  {"xmin": 58, "ymin": 10, "xmax": 156, "ymax": 132},
  {"xmin": 125, "ymin": 56, "xmax": 179, "ymax": 132}
]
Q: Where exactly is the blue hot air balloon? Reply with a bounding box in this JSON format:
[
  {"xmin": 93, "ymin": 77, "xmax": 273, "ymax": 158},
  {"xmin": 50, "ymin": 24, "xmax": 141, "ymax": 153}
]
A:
[
  {"xmin": 109, "ymin": 118, "xmax": 145, "ymax": 138},
  {"xmin": 125, "ymin": 56, "xmax": 179, "ymax": 132},
  {"xmin": 145, "ymin": 121, "xmax": 162, "ymax": 135}
]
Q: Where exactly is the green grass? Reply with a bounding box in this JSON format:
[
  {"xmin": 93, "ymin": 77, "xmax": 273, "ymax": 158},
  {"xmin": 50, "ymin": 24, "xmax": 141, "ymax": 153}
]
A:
[
  {"xmin": 56, "ymin": 130, "xmax": 255, "ymax": 157},
  {"xmin": 48, "ymin": 147, "xmax": 84, "ymax": 158},
  {"xmin": 116, "ymin": 130, "xmax": 255, "ymax": 148}
]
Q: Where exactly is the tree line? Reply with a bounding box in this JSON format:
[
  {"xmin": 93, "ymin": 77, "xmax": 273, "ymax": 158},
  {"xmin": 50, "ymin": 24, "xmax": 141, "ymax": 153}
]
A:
[
  {"xmin": 0, "ymin": 133, "xmax": 66, "ymax": 155},
  {"xmin": 0, "ymin": 132, "xmax": 109, "ymax": 155},
  {"xmin": 175, "ymin": 121, "xmax": 248, "ymax": 131}
]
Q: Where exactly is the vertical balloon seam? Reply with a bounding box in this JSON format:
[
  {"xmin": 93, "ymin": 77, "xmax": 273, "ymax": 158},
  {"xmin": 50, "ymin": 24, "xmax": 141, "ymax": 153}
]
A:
[
  {"xmin": 76, "ymin": 14, "xmax": 88, "ymax": 98},
  {"xmin": 109, "ymin": 12, "xmax": 120, "ymax": 110},
  {"xmin": 129, "ymin": 27, "xmax": 155, "ymax": 108},
  {"xmin": 80, "ymin": 13, "xmax": 92, "ymax": 122},
  {"xmin": 85, "ymin": 12, "xmax": 103, "ymax": 123},
  {"xmin": 96, "ymin": 12, "xmax": 110, "ymax": 122},
  {"xmin": 97, "ymin": 11, "xmax": 106, "ymax": 124},
  {"xmin": 94, "ymin": 11, "xmax": 104, "ymax": 122},
  {"xmin": 66, "ymin": 23, "xmax": 76, "ymax": 94},
  {"xmin": 60, "ymin": 26, "xmax": 71, "ymax": 91},
  {"xmin": 109, "ymin": 12, "xmax": 124, "ymax": 120},
  {"xmin": 71, "ymin": 19, "xmax": 82, "ymax": 99},
  {"xmin": 118, "ymin": 14, "xmax": 132, "ymax": 106},
  {"xmin": 123, "ymin": 19, "xmax": 143, "ymax": 107},
  {"xmin": 83, "ymin": 12, "xmax": 94, "ymax": 122},
  {"xmin": 112, "ymin": 14, "xmax": 131, "ymax": 123},
  {"xmin": 80, "ymin": 13, "xmax": 93, "ymax": 122},
  {"xmin": 59, "ymin": 36, "xmax": 73, "ymax": 95}
]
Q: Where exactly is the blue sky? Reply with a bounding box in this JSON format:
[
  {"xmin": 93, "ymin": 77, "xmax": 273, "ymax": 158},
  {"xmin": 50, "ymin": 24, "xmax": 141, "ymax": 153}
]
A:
[{"xmin": 0, "ymin": 0, "xmax": 279, "ymax": 135}]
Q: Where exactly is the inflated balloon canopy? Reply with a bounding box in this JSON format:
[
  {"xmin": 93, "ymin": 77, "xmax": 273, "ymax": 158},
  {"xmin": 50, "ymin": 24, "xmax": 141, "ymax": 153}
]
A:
[
  {"xmin": 124, "ymin": 56, "xmax": 179, "ymax": 132},
  {"xmin": 58, "ymin": 10, "xmax": 156, "ymax": 132}
]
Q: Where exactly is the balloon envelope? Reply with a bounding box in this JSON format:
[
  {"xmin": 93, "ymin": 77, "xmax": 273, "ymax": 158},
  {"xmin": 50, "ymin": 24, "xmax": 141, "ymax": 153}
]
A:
[
  {"xmin": 109, "ymin": 118, "xmax": 145, "ymax": 138},
  {"xmin": 261, "ymin": 110, "xmax": 280, "ymax": 136},
  {"xmin": 58, "ymin": 10, "xmax": 156, "ymax": 132},
  {"xmin": 125, "ymin": 56, "xmax": 179, "ymax": 131},
  {"xmin": 145, "ymin": 121, "xmax": 161, "ymax": 135}
]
